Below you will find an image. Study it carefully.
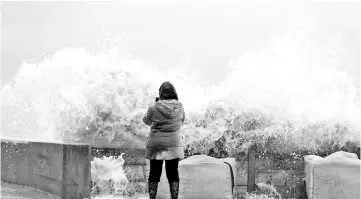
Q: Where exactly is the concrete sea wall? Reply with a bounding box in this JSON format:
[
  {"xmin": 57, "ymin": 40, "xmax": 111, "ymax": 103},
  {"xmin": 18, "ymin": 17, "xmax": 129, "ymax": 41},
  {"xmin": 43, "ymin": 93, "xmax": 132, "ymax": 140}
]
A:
[{"xmin": 1, "ymin": 139, "xmax": 91, "ymax": 199}]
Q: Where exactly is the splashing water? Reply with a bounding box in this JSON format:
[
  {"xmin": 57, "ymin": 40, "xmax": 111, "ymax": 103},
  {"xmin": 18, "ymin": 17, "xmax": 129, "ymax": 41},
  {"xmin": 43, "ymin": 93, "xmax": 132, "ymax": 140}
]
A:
[
  {"xmin": 91, "ymin": 154, "xmax": 128, "ymax": 196},
  {"xmin": 217, "ymin": 31, "xmax": 360, "ymax": 125},
  {"xmin": 1, "ymin": 28, "xmax": 360, "ymax": 197},
  {"xmin": 0, "ymin": 46, "xmax": 212, "ymax": 147}
]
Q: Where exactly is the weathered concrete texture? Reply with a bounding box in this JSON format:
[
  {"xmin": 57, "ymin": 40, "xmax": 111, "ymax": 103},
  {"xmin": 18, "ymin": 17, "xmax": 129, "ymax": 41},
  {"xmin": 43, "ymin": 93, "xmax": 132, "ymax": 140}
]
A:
[
  {"xmin": 62, "ymin": 144, "xmax": 91, "ymax": 199},
  {"xmin": 304, "ymin": 151, "xmax": 360, "ymax": 199},
  {"xmin": 1, "ymin": 139, "xmax": 91, "ymax": 199},
  {"xmin": 1, "ymin": 181, "xmax": 60, "ymax": 199}
]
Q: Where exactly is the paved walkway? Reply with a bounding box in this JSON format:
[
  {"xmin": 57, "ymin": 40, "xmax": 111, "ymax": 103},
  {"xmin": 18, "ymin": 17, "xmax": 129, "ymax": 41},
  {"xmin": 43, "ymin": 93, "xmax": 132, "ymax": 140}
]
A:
[
  {"xmin": 1, "ymin": 181, "xmax": 148, "ymax": 199},
  {"xmin": 1, "ymin": 181, "xmax": 59, "ymax": 199}
]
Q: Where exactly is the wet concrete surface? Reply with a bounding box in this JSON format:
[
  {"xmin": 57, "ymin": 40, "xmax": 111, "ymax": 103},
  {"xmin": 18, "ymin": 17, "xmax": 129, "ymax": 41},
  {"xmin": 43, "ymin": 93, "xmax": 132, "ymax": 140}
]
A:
[{"xmin": 1, "ymin": 181, "xmax": 60, "ymax": 199}]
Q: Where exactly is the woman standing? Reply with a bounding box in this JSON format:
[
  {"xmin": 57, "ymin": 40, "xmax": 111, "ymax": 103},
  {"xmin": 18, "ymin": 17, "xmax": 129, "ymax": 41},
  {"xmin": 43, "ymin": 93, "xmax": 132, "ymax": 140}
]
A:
[{"xmin": 143, "ymin": 81, "xmax": 185, "ymax": 199}]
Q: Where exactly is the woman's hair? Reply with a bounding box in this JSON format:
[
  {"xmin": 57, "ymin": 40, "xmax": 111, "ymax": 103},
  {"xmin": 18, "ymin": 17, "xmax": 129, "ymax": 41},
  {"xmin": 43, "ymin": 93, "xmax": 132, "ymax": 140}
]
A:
[{"xmin": 159, "ymin": 81, "xmax": 179, "ymax": 101}]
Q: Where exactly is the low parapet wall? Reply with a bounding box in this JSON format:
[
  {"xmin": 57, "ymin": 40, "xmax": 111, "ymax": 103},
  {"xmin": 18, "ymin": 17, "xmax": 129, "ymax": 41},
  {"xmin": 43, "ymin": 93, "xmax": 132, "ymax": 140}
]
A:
[{"xmin": 1, "ymin": 139, "xmax": 91, "ymax": 199}]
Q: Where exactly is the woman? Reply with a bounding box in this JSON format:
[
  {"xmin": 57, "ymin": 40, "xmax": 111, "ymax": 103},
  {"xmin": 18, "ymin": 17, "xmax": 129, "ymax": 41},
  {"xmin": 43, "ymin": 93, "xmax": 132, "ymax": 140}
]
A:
[{"xmin": 143, "ymin": 81, "xmax": 185, "ymax": 199}]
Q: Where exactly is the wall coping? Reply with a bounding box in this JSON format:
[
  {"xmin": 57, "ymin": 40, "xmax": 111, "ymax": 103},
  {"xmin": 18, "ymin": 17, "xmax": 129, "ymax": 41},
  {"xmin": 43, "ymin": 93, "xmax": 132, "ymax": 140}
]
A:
[{"xmin": 0, "ymin": 137, "xmax": 89, "ymax": 146}]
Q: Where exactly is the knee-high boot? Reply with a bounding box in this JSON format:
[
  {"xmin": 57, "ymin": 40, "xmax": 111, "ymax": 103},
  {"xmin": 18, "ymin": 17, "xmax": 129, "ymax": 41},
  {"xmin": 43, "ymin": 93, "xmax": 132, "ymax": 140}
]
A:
[
  {"xmin": 169, "ymin": 181, "xmax": 179, "ymax": 199},
  {"xmin": 148, "ymin": 181, "xmax": 158, "ymax": 199}
]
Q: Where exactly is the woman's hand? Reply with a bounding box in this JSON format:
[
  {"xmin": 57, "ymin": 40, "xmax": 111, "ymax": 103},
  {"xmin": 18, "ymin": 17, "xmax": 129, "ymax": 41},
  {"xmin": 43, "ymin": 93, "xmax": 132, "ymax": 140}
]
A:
[{"xmin": 142, "ymin": 107, "xmax": 153, "ymax": 126}]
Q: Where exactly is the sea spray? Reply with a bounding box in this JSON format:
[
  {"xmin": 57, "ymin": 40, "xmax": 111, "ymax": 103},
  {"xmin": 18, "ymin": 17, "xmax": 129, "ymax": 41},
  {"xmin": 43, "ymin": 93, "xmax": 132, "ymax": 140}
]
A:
[
  {"xmin": 91, "ymin": 154, "xmax": 129, "ymax": 196},
  {"xmin": 1, "ymin": 29, "xmax": 360, "ymax": 150},
  {"xmin": 1, "ymin": 28, "xmax": 360, "ymax": 197},
  {"xmin": 0, "ymin": 46, "xmax": 213, "ymax": 147},
  {"xmin": 191, "ymin": 30, "xmax": 361, "ymax": 156}
]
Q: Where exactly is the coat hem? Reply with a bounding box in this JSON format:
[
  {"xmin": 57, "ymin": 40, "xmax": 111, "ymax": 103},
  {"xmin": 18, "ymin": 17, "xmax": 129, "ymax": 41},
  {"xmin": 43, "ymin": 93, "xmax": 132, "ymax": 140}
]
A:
[{"xmin": 145, "ymin": 146, "xmax": 184, "ymax": 160}]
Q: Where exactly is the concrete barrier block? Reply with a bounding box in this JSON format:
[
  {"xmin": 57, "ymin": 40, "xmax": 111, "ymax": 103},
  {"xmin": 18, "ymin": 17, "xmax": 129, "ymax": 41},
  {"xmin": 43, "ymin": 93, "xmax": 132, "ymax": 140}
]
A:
[
  {"xmin": 150, "ymin": 155, "xmax": 236, "ymax": 199},
  {"xmin": 1, "ymin": 141, "xmax": 63, "ymax": 196},
  {"xmin": 304, "ymin": 151, "xmax": 360, "ymax": 199},
  {"xmin": 1, "ymin": 139, "xmax": 91, "ymax": 199},
  {"xmin": 62, "ymin": 144, "xmax": 91, "ymax": 199}
]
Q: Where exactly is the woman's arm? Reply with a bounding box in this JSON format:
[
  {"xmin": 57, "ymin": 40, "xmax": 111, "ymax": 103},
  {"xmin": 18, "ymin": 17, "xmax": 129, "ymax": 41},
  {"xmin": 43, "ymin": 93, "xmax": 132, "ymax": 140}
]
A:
[{"xmin": 143, "ymin": 106, "xmax": 153, "ymax": 126}]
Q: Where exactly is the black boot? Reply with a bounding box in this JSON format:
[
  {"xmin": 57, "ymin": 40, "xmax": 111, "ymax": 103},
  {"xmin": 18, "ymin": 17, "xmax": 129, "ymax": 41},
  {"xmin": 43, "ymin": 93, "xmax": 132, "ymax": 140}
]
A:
[
  {"xmin": 148, "ymin": 181, "xmax": 158, "ymax": 199},
  {"xmin": 169, "ymin": 181, "xmax": 179, "ymax": 199}
]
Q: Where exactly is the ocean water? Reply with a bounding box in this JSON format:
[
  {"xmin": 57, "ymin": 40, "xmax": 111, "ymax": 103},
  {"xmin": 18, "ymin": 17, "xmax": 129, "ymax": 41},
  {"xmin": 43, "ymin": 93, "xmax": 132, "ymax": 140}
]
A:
[{"xmin": 1, "ymin": 28, "xmax": 360, "ymax": 198}]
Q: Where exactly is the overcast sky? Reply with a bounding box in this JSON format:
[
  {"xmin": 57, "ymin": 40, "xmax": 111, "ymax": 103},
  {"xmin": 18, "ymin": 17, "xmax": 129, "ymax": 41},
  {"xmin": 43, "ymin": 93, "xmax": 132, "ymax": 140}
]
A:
[{"xmin": 1, "ymin": 0, "xmax": 359, "ymax": 86}]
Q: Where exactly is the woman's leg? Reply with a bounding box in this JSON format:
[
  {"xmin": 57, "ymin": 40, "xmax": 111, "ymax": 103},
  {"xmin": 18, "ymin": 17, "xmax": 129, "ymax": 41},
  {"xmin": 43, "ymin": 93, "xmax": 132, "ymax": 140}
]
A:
[
  {"xmin": 148, "ymin": 159, "xmax": 163, "ymax": 199},
  {"xmin": 165, "ymin": 159, "xmax": 180, "ymax": 199}
]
